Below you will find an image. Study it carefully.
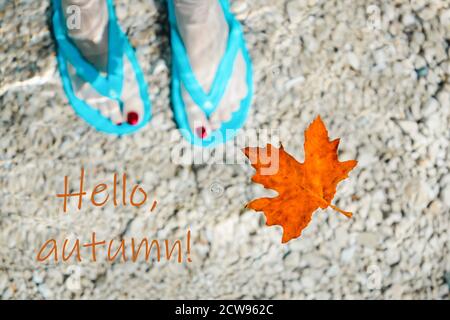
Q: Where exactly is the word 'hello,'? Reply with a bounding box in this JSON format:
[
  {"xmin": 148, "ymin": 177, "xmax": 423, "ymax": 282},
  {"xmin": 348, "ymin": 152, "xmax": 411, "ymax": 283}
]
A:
[{"xmin": 56, "ymin": 168, "xmax": 157, "ymax": 213}]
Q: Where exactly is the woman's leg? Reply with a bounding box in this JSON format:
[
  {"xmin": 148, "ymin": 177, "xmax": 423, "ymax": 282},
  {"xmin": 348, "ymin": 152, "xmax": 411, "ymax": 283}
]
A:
[
  {"xmin": 173, "ymin": 0, "xmax": 248, "ymax": 138},
  {"xmin": 62, "ymin": 0, "xmax": 109, "ymax": 71}
]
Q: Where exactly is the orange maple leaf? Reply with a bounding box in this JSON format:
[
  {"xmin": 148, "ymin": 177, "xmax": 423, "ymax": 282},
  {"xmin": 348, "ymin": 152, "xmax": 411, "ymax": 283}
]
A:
[{"xmin": 243, "ymin": 116, "xmax": 358, "ymax": 243}]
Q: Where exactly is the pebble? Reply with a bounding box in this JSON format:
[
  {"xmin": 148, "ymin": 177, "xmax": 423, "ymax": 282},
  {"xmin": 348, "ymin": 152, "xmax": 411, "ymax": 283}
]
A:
[
  {"xmin": 347, "ymin": 52, "xmax": 360, "ymax": 70},
  {"xmin": 32, "ymin": 271, "xmax": 44, "ymax": 285},
  {"xmin": 441, "ymin": 184, "xmax": 450, "ymax": 208},
  {"xmin": 402, "ymin": 13, "xmax": 417, "ymax": 26},
  {"xmin": 38, "ymin": 284, "xmax": 53, "ymax": 299},
  {"xmin": 341, "ymin": 246, "xmax": 356, "ymax": 263},
  {"xmin": 397, "ymin": 120, "xmax": 419, "ymax": 136},
  {"xmin": 357, "ymin": 233, "xmax": 379, "ymax": 248},
  {"xmin": 286, "ymin": 1, "xmax": 302, "ymax": 24},
  {"xmin": 386, "ymin": 250, "xmax": 401, "ymax": 266}
]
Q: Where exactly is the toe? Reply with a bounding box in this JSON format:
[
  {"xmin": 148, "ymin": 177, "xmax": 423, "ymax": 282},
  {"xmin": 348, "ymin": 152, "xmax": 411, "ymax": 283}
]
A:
[
  {"xmin": 182, "ymin": 86, "xmax": 211, "ymax": 139},
  {"xmin": 209, "ymin": 112, "xmax": 222, "ymax": 131},
  {"xmin": 108, "ymin": 102, "xmax": 124, "ymax": 125},
  {"xmin": 122, "ymin": 96, "xmax": 144, "ymax": 126},
  {"xmin": 221, "ymin": 109, "xmax": 233, "ymax": 123},
  {"xmin": 188, "ymin": 105, "xmax": 211, "ymax": 139},
  {"xmin": 121, "ymin": 58, "xmax": 145, "ymax": 126},
  {"xmin": 126, "ymin": 111, "xmax": 139, "ymax": 125},
  {"xmin": 99, "ymin": 102, "xmax": 110, "ymax": 118},
  {"xmin": 207, "ymin": 52, "xmax": 248, "ymax": 131},
  {"xmin": 195, "ymin": 126, "xmax": 208, "ymax": 139}
]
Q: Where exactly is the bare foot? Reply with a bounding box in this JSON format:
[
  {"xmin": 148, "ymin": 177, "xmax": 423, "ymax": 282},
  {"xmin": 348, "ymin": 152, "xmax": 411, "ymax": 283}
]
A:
[
  {"xmin": 61, "ymin": 0, "xmax": 144, "ymax": 125},
  {"xmin": 173, "ymin": 0, "xmax": 248, "ymax": 138}
]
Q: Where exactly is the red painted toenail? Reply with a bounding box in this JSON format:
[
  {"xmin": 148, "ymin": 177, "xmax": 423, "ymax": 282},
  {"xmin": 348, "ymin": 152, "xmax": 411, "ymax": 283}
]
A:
[
  {"xmin": 196, "ymin": 126, "xmax": 207, "ymax": 139},
  {"xmin": 127, "ymin": 112, "xmax": 139, "ymax": 125}
]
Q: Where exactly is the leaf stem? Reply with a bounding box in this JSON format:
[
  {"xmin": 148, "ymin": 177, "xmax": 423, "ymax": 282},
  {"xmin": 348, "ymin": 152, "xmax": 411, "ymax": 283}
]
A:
[
  {"xmin": 330, "ymin": 205, "xmax": 353, "ymax": 219},
  {"xmin": 298, "ymin": 185, "xmax": 354, "ymax": 219}
]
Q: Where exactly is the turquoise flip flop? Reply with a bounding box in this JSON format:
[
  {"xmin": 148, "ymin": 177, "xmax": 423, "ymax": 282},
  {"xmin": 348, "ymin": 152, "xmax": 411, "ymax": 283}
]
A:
[
  {"xmin": 52, "ymin": 0, "xmax": 151, "ymax": 135},
  {"xmin": 167, "ymin": 0, "xmax": 254, "ymax": 147}
]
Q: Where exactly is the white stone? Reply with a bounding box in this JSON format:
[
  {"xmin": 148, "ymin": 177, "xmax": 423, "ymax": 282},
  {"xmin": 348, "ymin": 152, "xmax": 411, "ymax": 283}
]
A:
[
  {"xmin": 398, "ymin": 120, "xmax": 419, "ymax": 136},
  {"xmin": 357, "ymin": 232, "xmax": 379, "ymax": 248},
  {"xmin": 441, "ymin": 184, "xmax": 450, "ymax": 208},
  {"xmin": 341, "ymin": 246, "xmax": 356, "ymax": 263},
  {"xmin": 347, "ymin": 52, "xmax": 360, "ymax": 70},
  {"xmin": 386, "ymin": 249, "xmax": 401, "ymax": 266}
]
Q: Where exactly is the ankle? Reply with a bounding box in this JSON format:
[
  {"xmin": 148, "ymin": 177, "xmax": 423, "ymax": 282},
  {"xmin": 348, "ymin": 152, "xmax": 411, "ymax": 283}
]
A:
[
  {"xmin": 174, "ymin": 0, "xmax": 229, "ymax": 57},
  {"xmin": 62, "ymin": 0, "xmax": 109, "ymax": 70}
]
